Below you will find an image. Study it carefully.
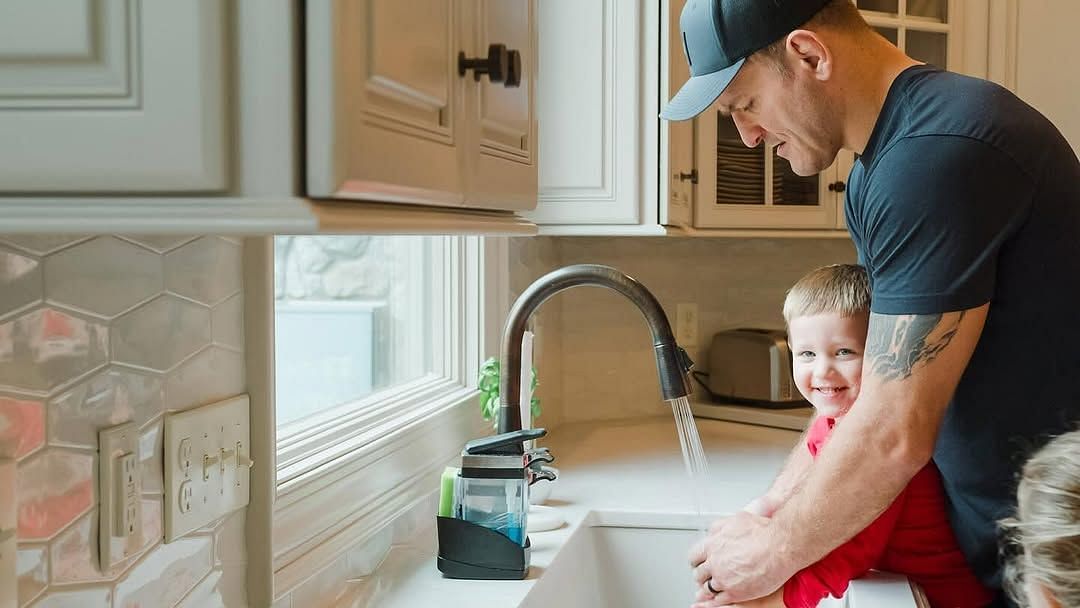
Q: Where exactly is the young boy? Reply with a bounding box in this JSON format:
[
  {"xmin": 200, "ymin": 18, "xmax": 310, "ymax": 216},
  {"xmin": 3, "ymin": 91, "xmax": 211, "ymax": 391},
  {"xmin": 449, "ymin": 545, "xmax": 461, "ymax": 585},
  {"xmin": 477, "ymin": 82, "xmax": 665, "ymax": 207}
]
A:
[{"xmin": 737, "ymin": 264, "xmax": 993, "ymax": 608}]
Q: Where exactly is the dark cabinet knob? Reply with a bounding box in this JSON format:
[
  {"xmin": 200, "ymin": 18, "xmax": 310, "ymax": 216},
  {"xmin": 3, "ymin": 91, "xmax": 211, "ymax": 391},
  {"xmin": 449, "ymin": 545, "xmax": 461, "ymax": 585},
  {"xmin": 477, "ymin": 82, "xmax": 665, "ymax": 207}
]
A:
[
  {"xmin": 505, "ymin": 49, "xmax": 522, "ymax": 87},
  {"xmin": 458, "ymin": 43, "xmax": 522, "ymax": 88},
  {"xmin": 828, "ymin": 181, "xmax": 846, "ymax": 192}
]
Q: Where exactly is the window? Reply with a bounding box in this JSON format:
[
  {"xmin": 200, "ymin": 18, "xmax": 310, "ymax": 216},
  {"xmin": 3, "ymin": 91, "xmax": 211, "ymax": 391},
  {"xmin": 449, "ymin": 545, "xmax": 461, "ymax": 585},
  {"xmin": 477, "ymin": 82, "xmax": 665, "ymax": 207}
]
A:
[
  {"xmin": 270, "ymin": 235, "xmax": 505, "ymax": 590},
  {"xmin": 273, "ymin": 235, "xmax": 440, "ymax": 427}
]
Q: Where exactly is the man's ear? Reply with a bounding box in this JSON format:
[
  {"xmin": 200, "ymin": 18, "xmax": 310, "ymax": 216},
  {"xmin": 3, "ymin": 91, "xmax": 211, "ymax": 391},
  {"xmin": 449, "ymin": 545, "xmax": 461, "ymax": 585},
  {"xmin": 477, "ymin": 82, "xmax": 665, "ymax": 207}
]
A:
[{"xmin": 786, "ymin": 30, "xmax": 833, "ymax": 81}]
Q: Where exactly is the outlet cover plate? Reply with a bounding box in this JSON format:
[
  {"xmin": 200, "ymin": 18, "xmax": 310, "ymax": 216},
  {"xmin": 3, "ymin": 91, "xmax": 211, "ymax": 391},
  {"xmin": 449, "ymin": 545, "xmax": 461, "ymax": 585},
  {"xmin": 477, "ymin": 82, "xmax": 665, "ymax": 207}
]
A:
[
  {"xmin": 164, "ymin": 394, "xmax": 251, "ymax": 542},
  {"xmin": 99, "ymin": 422, "xmax": 142, "ymax": 571},
  {"xmin": 676, "ymin": 303, "xmax": 699, "ymax": 347}
]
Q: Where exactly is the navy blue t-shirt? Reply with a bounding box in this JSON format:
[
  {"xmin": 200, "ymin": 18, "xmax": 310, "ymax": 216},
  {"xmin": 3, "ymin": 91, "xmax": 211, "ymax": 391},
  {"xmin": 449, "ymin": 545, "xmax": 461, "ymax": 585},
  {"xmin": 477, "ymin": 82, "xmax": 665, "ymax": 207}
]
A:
[{"xmin": 845, "ymin": 65, "xmax": 1080, "ymax": 596}]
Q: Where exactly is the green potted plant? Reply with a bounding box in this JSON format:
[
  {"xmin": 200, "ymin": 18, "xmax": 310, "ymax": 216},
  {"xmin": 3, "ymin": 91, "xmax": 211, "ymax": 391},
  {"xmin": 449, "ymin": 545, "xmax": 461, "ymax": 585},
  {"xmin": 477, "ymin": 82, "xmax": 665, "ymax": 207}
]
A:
[{"xmin": 477, "ymin": 357, "xmax": 540, "ymax": 430}]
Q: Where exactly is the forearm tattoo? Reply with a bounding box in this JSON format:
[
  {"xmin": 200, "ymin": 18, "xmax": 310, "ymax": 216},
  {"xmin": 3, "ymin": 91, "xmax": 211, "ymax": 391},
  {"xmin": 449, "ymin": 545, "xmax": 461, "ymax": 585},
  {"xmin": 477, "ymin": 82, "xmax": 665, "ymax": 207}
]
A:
[{"xmin": 866, "ymin": 312, "xmax": 965, "ymax": 381}]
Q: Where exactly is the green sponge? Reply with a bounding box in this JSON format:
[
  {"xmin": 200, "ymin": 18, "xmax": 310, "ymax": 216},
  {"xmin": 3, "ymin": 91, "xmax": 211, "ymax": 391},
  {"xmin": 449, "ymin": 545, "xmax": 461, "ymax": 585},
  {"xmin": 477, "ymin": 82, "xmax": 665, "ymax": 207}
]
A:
[{"xmin": 439, "ymin": 466, "xmax": 459, "ymax": 517}]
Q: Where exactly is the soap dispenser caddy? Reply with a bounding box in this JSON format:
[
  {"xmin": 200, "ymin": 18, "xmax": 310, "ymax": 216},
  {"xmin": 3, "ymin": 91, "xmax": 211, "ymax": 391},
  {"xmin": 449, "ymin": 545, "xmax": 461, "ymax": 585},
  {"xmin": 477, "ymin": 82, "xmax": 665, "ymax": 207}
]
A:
[{"xmin": 436, "ymin": 428, "xmax": 547, "ymax": 580}]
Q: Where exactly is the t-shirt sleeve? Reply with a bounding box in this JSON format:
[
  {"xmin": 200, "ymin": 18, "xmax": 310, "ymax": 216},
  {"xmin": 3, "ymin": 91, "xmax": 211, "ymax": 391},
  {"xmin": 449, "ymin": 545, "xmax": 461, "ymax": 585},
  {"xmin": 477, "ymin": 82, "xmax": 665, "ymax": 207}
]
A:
[{"xmin": 858, "ymin": 135, "xmax": 1034, "ymax": 315}]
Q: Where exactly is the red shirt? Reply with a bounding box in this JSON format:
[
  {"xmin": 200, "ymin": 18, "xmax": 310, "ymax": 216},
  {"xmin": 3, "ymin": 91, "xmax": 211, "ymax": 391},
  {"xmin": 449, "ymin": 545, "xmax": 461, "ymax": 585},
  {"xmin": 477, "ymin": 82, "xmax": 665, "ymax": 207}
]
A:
[{"xmin": 783, "ymin": 417, "xmax": 994, "ymax": 608}]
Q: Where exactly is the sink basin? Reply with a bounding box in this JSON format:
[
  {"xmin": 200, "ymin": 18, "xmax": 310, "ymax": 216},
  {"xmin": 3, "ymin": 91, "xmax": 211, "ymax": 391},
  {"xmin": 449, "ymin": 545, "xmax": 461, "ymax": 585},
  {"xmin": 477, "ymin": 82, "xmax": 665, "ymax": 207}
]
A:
[{"xmin": 520, "ymin": 511, "xmax": 922, "ymax": 608}]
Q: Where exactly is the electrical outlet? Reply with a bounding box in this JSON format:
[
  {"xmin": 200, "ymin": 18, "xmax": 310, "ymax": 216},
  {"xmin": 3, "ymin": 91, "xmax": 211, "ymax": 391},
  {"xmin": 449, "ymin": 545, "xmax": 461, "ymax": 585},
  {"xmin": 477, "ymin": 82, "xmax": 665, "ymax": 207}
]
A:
[
  {"xmin": 98, "ymin": 422, "xmax": 142, "ymax": 571},
  {"xmin": 164, "ymin": 394, "xmax": 251, "ymax": 542},
  {"xmin": 676, "ymin": 303, "xmax": 699, "ymax": 347}
]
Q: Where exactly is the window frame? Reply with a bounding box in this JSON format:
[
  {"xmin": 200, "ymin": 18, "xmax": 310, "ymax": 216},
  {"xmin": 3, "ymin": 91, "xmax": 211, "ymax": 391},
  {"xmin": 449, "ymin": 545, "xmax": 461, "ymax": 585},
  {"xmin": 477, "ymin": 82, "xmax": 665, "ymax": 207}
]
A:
[{"xmin": 267, "ymin": 235, "xmax": 508, "ymax": 594}]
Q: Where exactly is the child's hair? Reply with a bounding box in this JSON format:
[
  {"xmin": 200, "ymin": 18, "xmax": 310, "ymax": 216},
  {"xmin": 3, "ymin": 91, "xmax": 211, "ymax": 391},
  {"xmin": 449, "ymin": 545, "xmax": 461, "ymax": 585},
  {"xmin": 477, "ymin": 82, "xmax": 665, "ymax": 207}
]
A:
[
  {"xmin": 782, "ymin": 264, "xmax": 870, "ymax": 323},
  {"xmin": 1000, "ymin": 429, "xmax": 1080, "ymax": 607}
]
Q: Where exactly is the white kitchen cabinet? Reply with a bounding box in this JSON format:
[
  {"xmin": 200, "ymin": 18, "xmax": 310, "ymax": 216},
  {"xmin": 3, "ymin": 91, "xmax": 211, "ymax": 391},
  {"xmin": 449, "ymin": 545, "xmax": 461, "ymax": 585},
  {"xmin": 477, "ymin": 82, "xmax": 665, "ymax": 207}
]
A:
[
  {"xmin": 0, "ymin": 0, "xmax": 228, "ymax": 192},
  {"xmin": 306, "ymin": 0, "xmax": 538, "ymax": 213},
  {"xmin": 529, "ymin": 0, "xmax": 654, "ymax": 230}
]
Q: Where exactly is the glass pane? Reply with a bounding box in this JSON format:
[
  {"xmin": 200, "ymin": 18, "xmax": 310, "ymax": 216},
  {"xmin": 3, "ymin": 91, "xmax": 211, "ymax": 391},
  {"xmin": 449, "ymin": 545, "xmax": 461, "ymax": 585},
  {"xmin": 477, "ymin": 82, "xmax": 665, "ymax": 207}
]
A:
[
  {"xmin": 274, "ymin": 235, "xmax": 437, "ymax": 426},
  {"xmin": 874, "ymin": 26, "xmax": 899, "ymax": 47},
  {"xmin": 906, "ymin": 30, "xmax": 947, "ymax": 68},
  {"xmin": 906, "ymin": 0, "xmax": 947, "ymax": 22},
  {"xmin": 716, "ymin": 113, "xmax": 764, "ymax": 205},
  {"xmin": 772, "ymin": 150, "xmax": 820, "ymax": 206},
  {"xmin": 857, "ymin": 0, "xmax": 898, "ymax": 15}
]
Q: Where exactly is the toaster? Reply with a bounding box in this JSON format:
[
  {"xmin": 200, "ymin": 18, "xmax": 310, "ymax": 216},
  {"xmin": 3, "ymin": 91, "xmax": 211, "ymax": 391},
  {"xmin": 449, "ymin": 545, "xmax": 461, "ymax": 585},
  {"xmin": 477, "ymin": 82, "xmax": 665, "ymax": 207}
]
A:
[{"xmin": 703, "ymin": 328, "xmax": 806, "ymax": 406}]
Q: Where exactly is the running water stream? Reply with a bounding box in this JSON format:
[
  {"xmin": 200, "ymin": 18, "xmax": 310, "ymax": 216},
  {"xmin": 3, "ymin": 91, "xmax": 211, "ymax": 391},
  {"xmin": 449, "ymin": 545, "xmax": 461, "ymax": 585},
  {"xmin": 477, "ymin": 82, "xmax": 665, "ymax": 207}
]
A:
[{"xmin": 667, "ymin": 396, "xmax": 710, "ymax": 531}]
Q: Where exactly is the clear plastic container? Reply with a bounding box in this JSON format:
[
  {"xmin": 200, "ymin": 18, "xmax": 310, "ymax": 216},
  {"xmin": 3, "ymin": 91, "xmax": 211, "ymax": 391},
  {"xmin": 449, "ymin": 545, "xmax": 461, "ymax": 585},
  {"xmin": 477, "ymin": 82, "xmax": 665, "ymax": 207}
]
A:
[{"xmin": 458, "ymin": 476, "xmax": 528, "ymax": 546}]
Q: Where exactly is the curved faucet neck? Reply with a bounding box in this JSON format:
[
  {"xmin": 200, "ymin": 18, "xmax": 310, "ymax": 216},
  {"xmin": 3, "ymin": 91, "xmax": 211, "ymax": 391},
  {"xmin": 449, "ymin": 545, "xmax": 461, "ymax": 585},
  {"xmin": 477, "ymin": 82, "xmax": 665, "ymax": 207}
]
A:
[{"xmin": 497, "ymin": 264, "xmax": 692, "ymax": 438}]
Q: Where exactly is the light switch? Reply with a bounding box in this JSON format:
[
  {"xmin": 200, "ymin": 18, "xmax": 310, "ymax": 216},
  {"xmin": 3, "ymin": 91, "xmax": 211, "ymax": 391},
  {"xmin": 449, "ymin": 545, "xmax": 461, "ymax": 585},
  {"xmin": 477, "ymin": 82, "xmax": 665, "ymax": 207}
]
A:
[
  {"xmin": 164, "ymin": 394, "xmax": 251, "ymax": 542},
  {"xmin": 1, "ymin": 459, "xmax": 15, "ymax": 608},
  {"xmin": 99, "ymin": 422, "xmax": 141, "ymax": 571}
]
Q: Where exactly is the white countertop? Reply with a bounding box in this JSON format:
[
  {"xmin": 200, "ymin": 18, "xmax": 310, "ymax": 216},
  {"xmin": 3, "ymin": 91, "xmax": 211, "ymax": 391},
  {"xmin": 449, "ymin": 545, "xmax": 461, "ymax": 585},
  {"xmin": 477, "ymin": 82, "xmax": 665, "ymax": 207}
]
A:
[{"xmin": 357, "ymin": 416, "xmax": 801, "ymax": 608}]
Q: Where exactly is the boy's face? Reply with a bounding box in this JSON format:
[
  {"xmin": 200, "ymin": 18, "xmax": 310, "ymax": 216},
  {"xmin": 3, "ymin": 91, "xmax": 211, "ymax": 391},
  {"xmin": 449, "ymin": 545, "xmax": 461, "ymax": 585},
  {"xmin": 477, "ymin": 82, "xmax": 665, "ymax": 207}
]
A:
[{"xmin": 787, "ymin": 311, "xmax": 869, "ymax": 418}]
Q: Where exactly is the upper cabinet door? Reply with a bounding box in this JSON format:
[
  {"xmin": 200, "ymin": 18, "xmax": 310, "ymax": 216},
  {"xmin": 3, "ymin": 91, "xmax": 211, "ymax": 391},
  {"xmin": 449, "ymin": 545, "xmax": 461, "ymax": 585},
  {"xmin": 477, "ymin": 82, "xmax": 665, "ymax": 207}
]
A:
[
  {"xmin": 306, "ymin": 0, "xmax": 466, "ymax": 205},
  {"xmin": 530, "ymin": 0, "xmax": 642, "ymax": 225},
  {"xmin": 0, "ymin": 0, "xmax": 228, "ymax": 193},
  {"xmin": 465, "ymin": 0, "xmax": 538, "ymax": 211}
]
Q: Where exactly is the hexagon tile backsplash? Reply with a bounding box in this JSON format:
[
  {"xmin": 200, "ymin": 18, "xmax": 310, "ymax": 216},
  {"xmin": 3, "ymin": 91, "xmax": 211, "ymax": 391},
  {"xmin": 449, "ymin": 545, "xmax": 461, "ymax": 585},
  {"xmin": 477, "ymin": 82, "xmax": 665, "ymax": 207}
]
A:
[{"xmin": 0, "ymin": 235, "xmax": 247, "ymax": 608}]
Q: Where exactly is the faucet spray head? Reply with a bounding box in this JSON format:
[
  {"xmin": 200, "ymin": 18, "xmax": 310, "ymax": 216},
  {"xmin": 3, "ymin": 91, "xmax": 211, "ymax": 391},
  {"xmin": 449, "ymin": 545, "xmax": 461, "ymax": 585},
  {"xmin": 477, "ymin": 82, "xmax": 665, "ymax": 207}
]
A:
[{"xmin": 655, "ymin": 343, "xmax": 695, "ymax": 401}]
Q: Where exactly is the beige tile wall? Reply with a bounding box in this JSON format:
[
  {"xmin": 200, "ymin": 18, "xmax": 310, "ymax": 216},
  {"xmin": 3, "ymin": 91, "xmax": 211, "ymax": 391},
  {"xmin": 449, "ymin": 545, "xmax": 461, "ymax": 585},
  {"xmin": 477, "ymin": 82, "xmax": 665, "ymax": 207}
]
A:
[
  {"xmin": 510, "ymin": 237, "xmax": 857, "ymax": 426},
  {"xmin": 0, "ymin": 236, "xmax": 247, "ymax": 608}
]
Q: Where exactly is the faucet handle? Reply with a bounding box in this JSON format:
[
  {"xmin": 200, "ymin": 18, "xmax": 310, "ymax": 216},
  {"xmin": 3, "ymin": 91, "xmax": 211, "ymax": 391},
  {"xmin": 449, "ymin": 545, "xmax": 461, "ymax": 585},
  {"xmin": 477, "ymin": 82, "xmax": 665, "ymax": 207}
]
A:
[
  {"xmin": 526, "ymin": 451, "xmax": 555, "ymax": 468},
  {"xmin": 528, "ymin": 467, "xmax": 558, "ymax": 485},
  {"xmin": 677, "ymin": 346, "xmax": 695, "ymax": 373}
]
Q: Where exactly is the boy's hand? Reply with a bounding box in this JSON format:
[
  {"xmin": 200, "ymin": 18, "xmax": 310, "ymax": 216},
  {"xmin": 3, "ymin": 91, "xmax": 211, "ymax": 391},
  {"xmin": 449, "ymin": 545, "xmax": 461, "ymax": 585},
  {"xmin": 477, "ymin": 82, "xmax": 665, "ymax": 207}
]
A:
[{"xmin": 692, "ymin": 585, "xmax": 785, "ymax": 608}]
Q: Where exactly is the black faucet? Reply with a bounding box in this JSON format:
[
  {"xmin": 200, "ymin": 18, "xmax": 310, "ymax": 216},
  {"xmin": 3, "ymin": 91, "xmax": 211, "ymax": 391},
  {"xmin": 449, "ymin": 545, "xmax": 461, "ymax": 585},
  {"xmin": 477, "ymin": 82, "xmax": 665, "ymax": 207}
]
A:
[{"xmin": 496, "ymin": 264, "xmax": 694, "ymax": 448}]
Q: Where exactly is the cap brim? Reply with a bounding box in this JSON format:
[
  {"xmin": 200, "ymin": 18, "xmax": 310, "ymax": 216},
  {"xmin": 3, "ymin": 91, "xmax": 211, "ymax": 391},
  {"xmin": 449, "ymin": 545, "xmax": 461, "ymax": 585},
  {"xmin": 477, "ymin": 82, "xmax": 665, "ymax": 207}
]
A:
[{"xmin": 659, "ymin": 59, "xmax": 745, "ymax": 121}]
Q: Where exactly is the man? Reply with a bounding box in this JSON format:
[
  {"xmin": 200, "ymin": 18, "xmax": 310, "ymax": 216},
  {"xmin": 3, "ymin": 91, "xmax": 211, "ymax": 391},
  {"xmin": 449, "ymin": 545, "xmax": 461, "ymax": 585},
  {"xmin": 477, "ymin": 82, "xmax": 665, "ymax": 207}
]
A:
[{"xmin": 660, "ymin": 1, "xmax": 1080, "ymax": 607}]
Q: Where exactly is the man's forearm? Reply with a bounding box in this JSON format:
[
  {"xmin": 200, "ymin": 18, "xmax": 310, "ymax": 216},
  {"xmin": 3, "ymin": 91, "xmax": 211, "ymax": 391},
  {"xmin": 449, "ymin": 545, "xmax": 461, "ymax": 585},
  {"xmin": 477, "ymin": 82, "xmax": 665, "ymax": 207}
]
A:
[{"xmin": 768, "ymin": 403, "xmax": 923, "ymax": 571}]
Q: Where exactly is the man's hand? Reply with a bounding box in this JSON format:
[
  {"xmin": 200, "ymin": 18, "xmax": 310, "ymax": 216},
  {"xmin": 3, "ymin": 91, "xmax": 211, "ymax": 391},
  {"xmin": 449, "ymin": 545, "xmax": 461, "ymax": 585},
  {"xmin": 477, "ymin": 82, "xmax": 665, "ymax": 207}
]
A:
[
  {"xmin": 688, "ymin": 511, "xmax": 795, "ymax": 605},
  {"xmin": 741, "ymin": 495, "xmax": 776, "ymax": 518},
  {"xmin": 692, "ymin": 583, "xmax": 786, "ymax": 608}
]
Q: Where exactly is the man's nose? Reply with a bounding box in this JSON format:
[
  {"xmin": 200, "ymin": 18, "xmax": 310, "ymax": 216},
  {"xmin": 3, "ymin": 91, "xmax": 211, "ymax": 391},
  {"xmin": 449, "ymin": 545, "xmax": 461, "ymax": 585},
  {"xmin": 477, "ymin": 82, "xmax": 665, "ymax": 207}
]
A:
[{"xmin": 731, "ymin": 112, "xmax": 764, "ymax": 148}]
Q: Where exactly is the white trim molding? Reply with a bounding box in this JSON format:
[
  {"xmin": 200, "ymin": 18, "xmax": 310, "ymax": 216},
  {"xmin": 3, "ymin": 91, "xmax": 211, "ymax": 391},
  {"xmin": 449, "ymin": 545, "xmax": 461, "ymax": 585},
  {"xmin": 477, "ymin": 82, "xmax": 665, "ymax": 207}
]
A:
[
  {"xmin": 266, "ymin": 235, "xmax": 501, "ymax": 600},
  {"xmin": 0, "ymin": 197, "xmax": 538, "ymax": 236}
]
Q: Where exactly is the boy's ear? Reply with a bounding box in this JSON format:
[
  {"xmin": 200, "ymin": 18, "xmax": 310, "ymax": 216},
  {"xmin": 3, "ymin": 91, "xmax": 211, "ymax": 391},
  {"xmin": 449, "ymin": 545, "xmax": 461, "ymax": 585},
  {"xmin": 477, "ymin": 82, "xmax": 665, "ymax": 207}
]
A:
[{"xmin": 1030, "ymin": 579, "xmax": 1062, "ymax": 608}]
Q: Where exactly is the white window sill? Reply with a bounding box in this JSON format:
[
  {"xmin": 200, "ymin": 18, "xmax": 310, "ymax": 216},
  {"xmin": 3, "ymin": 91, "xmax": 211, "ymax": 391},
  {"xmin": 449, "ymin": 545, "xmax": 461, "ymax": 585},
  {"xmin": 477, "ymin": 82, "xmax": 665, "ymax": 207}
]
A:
[{"xmin": 272, "ymin": 388, "xmax": 487, "ymax": 595}]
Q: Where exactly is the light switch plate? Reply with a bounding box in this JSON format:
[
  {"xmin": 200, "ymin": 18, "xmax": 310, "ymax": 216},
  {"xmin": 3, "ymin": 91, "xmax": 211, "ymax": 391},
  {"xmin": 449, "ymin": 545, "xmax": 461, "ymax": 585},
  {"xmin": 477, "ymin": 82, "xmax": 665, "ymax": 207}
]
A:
[
  {"xmin": 1, "ymin": 459, "xmax": 15, "ymax": 608},
  {"xmin": 164, "ymin": 394, "xmax": 251, "ymax": 542},
  {"xmin": 99, "ymin": 422, "xmax": 141, "ymax": 571}
]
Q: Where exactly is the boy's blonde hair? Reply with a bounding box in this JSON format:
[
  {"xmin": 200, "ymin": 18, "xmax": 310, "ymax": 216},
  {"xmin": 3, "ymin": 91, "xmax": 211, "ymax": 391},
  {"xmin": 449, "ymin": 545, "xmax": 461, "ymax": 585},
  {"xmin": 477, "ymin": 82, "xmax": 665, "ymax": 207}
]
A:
[
  {"xmin": 1001, "ymin": 430, "xmax": 1080, "ymax": 607},
  {"xmin": 782, "ymin": 264, "xmax": 870, "ymax": 323}
]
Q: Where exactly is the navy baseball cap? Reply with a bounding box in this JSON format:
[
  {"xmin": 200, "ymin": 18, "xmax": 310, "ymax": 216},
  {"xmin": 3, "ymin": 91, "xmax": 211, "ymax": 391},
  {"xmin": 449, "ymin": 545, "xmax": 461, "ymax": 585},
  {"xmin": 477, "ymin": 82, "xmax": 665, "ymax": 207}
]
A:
[{"xmin": 661, "ymin": 0, "xmax": 832, "ymax": 121}]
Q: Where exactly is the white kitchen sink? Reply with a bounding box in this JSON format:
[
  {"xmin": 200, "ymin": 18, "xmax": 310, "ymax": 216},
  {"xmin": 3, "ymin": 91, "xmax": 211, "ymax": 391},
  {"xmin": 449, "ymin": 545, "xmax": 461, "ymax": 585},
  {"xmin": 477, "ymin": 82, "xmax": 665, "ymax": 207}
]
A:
[{"xmin": 520, "ymin": 510, "xmax": 922, "ymax": 608}]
